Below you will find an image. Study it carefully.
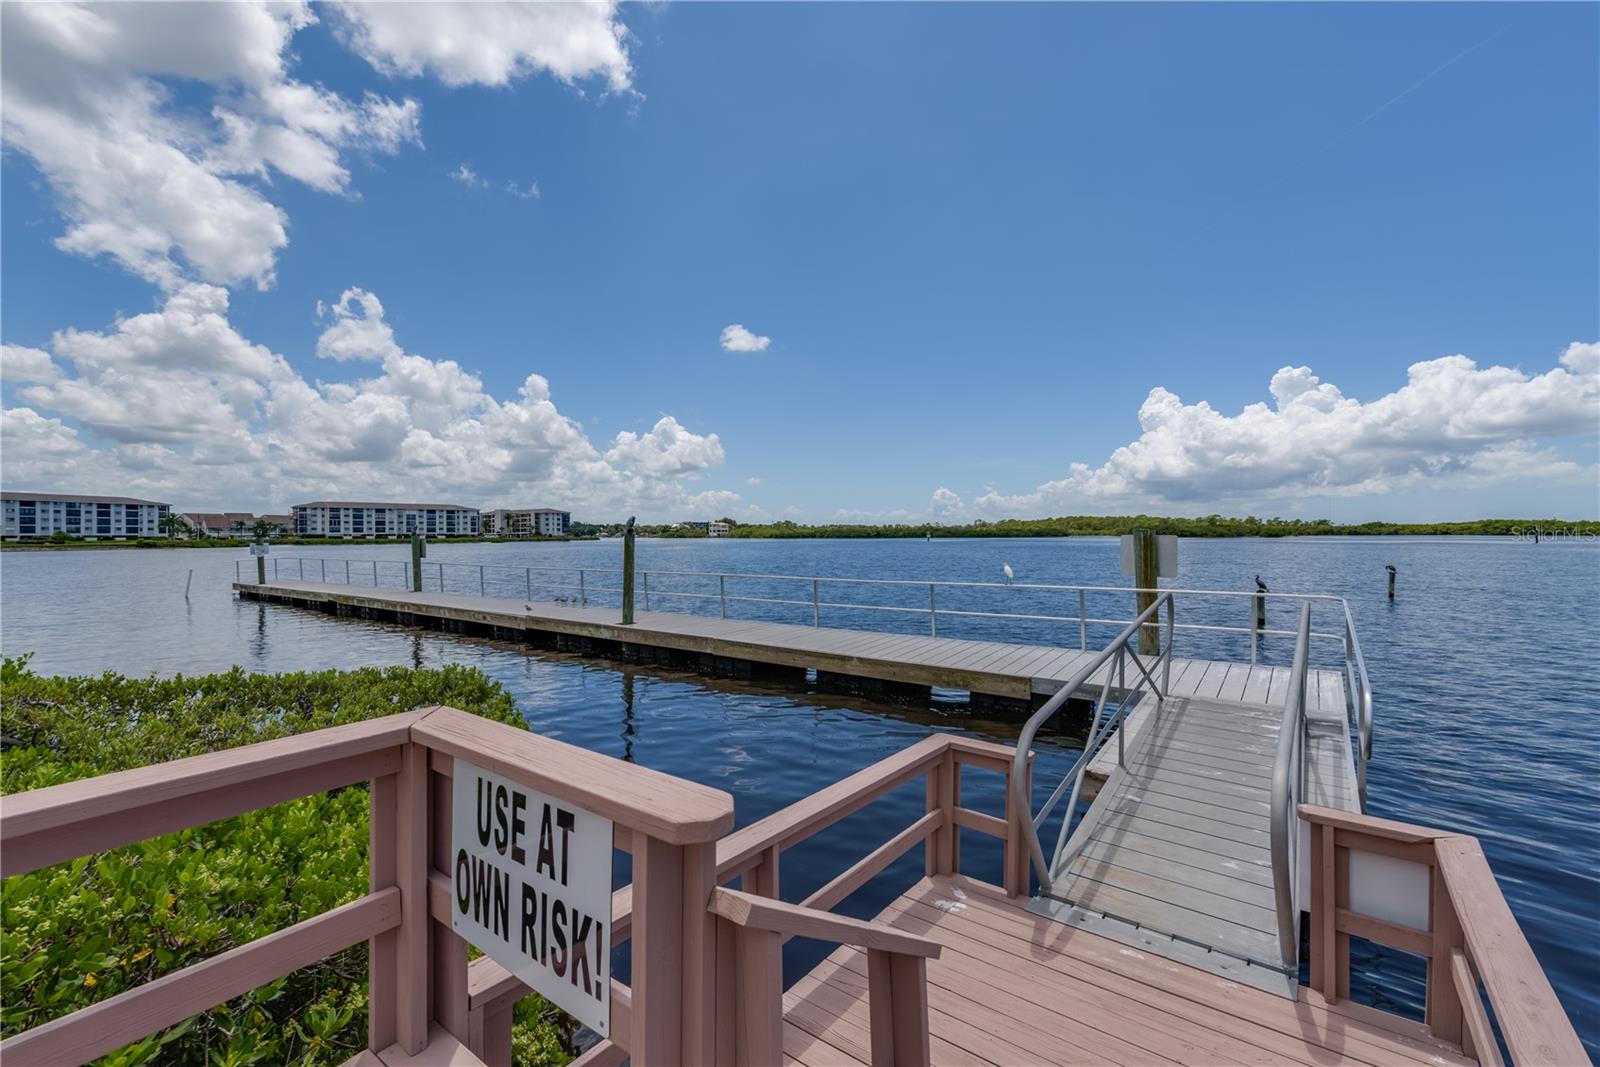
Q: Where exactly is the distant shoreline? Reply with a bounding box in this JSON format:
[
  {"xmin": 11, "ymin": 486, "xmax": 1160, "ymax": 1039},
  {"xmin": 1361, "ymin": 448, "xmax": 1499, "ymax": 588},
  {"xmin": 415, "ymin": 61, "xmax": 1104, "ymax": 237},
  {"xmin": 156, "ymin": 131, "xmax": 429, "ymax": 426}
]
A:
[
  {"xmin": 625, "ymin": 517, "xmax": 1600, "ymax": 541},
  {"xmin": 7, "ymin": 517, "xmax": 1595, "ymax": 549}
]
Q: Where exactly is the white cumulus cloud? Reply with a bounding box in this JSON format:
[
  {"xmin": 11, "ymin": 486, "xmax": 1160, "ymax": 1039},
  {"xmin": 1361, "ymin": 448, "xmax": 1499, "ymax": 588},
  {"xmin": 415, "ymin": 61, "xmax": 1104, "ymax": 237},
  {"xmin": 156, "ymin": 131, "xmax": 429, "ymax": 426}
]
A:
[
  {"xmin": 315, "ymin": 288, "xmax": 405, "ymax": 362},
  {"xmin": 0, "ymin": 1, "xmax": 422, "ymax": 290},
  {"xmin": 942, "ymin": 343, "xmax": 1600, "ymax": 518},
  {"xmin": 720, "ymin": 324, "xmax": 771, "ymax": 353},
  {"xmin": 3, "ymin": 287, "xmax": 734, "ymax": 517},
  {"xmin": 329, "ymin": 1, "xmax": 632, "ymax": 91},
  {"xmin": 606, "ymin": 416, "xmax": 726, "ymax": 476}
]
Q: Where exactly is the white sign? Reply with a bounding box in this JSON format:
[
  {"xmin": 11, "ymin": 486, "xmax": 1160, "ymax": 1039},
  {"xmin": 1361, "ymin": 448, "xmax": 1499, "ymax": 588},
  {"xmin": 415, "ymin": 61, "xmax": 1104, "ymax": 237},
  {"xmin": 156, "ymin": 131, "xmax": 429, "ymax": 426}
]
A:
[
  {"xmin": 451, "ymin": 761, "xmax": 613, "ymax": 1034},
  {"xmin": 1119, "ymin": 534, "xmax": 1179, "ymax": 578},
  {"xmin": 249, "ymin": 543, "xmax": 269, "ymax": 556}
]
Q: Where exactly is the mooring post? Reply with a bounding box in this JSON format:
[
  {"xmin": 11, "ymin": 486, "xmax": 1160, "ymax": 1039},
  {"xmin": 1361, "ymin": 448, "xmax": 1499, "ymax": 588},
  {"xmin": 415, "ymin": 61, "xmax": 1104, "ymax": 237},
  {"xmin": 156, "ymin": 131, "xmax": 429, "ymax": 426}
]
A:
[
  {"xmin": 1133, "ymin": 528, "xmax": 1159, "ymax": 656},
  {"xmin": 1387, "ymin": 564, "xmax": 1397, "ymax": 600},
  {"xmin": 621, "ymin": 517, "xmax": 636, "ymax": 625},
  {"xmin": 1255, "ymin": 591, "xmax": 1266, "ymax": 630},
  {"xmin": 255, "ymin": 544, "xmax": 266, "ymax": 584},
  {"xmin": 410, "ymin": 533, "xmax": 425, "ymax": 593}
]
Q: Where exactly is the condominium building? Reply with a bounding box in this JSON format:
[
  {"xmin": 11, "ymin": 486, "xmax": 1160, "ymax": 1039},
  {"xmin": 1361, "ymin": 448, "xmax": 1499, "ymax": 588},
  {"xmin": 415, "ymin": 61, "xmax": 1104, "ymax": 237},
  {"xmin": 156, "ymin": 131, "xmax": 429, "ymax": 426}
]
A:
[
  {"xmin": 290, "ymin": 501, "xmax": 480, "ymax": 538},
  {"xmin": 708, "ymin": 520, "xmax": 731, "ymax": 537},
  {"xmin": 1, "ymin": 492, "xmax": 171, "ymax": 540},
  {"xmin": 481, "ymin": 508, "xmax": 571, "ymax": 537}
]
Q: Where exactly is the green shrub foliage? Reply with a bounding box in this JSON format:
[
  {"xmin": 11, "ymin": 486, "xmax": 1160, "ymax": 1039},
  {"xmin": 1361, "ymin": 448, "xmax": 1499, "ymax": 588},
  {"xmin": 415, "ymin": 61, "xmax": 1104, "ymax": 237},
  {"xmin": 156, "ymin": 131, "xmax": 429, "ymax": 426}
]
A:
[{"xmin": 0, "ymin": 657, "xmax": 572, "ymax": 1066}]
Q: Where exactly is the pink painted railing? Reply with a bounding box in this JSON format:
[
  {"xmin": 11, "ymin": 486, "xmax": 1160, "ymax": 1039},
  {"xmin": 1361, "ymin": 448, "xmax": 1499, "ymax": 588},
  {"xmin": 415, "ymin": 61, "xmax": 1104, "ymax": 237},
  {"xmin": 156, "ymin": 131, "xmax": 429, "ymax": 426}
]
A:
[
  {"xmin": 0, "ymin": 706, "xmax": 1031, "ymax": 1067},
  {"xmin": 1300, "ymin": 806, "xmax": 1586, "ymax": 1067},
  {"xmin": 470, "ymin": 731, "xmax": 1033, "ymax": 1067},
  {"xmin": 0, "ymin": 706, "xmax": 736, "ymax": 1065}
]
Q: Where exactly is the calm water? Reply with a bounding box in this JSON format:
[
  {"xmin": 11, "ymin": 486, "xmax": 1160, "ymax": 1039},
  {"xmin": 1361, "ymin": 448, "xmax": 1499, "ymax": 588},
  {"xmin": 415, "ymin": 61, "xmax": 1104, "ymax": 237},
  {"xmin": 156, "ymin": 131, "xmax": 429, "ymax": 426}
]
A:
[{"xmin": 2, "ymin": 536, "xmax": 1597, "ymax": 1054}]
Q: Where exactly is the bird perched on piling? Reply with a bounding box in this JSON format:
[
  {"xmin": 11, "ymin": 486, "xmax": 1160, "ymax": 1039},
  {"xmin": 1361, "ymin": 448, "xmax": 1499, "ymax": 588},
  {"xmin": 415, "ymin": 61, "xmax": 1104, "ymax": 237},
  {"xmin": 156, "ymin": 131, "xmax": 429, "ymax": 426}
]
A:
[
  {"xmin": 1385, "ymin": 564, "xmax": 1397, "ymax": 576},
  {"xmin": 1002, "ymin": 562, "xmax": 1014, "ymax": 585},
  {"xmin": 1254, "ymin": 575, "xmax": 1269, "ymax": 593}
]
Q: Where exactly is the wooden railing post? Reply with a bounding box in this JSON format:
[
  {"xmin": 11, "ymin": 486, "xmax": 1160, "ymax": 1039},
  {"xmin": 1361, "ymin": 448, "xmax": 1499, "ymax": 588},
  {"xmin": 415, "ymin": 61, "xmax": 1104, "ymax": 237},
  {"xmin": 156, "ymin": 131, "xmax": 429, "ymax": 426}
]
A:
[
  {"xmin": 732, "ymin": 925, "xmax": 783, "ymax": 1065},
  {"xmin": 924, "ymin": 751, "xmax": 955, "ymax": 877},
  {"xmin": 867, "ymin": 949, "xmax": 931, "ymax": 1067},
  {"xmin": 396, "ymin": 742, "xmax": 430, "ymax": 1054},
  {"xmin": 369, "ymin": 772, "xmax": 399, "ymax": 1052},
  {"xmin": 632, "ymin": 835, "xmax": 685, "ymax": 1063},
  {"xmin": 430, "ymin": 756, "xmax": 470, "ymax": 1045},
  {"xmin": 1427, "ymin": 863, "xmax": 1465, "ymax": 1044}
]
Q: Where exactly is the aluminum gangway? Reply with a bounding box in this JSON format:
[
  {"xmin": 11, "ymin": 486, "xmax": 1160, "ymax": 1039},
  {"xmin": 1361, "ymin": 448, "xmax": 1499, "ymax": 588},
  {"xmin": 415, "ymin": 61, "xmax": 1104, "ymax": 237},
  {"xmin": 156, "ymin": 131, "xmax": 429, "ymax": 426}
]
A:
[{"xmin": 1014, "ymin": 596, "xmax": 1371, "ymax": 994}]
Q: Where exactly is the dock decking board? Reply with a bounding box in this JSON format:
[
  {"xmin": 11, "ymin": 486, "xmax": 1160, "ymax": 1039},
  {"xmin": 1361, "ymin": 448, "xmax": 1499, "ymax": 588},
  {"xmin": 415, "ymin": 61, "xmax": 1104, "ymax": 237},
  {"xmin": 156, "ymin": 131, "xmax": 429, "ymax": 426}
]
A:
[{"xmin": 783, "ymin": 876, "xmax": 1471, "ymax": 1067}]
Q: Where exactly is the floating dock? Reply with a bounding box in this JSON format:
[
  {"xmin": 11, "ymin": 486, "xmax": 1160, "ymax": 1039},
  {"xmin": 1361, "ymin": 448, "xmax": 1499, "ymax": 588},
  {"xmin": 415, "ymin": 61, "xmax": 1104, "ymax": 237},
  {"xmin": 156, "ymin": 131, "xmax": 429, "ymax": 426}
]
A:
[
  {"xmin": 237, "ymin": 577, "xmax": 1363, "ymax": 991},
  {"xmin": 232, "ymin": 578, "xmax": 1346, "ymax": 709}
]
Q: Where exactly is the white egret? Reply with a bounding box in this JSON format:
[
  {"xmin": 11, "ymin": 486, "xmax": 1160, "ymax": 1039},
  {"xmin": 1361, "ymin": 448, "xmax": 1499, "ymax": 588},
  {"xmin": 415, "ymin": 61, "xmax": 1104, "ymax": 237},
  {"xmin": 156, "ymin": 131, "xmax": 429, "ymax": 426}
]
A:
[{"xmin": 1002, "ymin": 562, "xmax": 1014, "ymax": 585}]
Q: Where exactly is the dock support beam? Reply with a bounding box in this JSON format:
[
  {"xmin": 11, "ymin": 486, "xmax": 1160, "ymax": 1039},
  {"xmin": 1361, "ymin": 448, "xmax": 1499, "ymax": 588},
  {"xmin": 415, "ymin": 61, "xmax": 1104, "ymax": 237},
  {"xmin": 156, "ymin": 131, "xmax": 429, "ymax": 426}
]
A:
[
  {"xmin": 621, "ymin": 517, "xmax": 636, "ymax": 625},
  {"xmin": 1133, "ymin": 528, "xmax": 1159, "ymax": 657}
]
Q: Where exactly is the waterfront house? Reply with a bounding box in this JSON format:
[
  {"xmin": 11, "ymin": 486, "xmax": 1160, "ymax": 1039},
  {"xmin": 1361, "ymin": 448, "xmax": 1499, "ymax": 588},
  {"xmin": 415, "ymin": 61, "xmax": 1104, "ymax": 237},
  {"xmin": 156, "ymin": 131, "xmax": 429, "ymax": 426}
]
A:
[
  {"xmin": 481, "ymin": 507, "xmax": 572, "ymax": 537},
  {"xmin": 181, "ymin": 511, "xmax": 254, "ymax": 537},
  {"xmin": 1, "ymin": 492, "xmax": 171, "ymax": 540},
  {"xmin": 709, "ymin": 520, "xmax": 731, "ymax": 537},
  {"xmin": 291, "ymin": 500, "xmax": 481, "ymax": 538},
  {"xmin": 182, "ymin": 512, "xmax": 296, "ymax": 538}
]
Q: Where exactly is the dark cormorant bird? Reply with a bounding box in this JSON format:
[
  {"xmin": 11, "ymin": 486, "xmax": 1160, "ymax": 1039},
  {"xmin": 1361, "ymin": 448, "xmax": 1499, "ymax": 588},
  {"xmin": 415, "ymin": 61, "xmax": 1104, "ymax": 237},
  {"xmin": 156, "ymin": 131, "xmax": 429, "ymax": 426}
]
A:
[
  {"xmin": 1385, "ymin": 564, "xmax": 1397, "ymax": 575},
  {"xmin": 1254, "ymin": 575, "xmax": 1269, "ymax": 593}
]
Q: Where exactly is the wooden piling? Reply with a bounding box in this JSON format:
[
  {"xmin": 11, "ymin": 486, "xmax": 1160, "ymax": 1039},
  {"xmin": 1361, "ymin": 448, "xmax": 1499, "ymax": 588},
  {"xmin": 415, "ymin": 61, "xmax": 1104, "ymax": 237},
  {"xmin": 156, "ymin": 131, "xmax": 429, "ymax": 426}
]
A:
[
  {"xmin": 622, "ymin": 517, "xmax": 637, "ymax": 625},
  {"xmin": 1387, "ymin": 565, "xmax": 1396, "ymax": 600},
  {"xmin": 255, "ymin": 548, "xmax": 266, "ymax": 585},
  {"xmin": 1133, "ymin": 529, "xmax": 1159, "ymax": 656},
  {"xmin": 1254, "ymin": 593, "xmax": 1266, "ymax": 630},
  {"xmin": 410, "ymin": 534, "xmax": 425, "ymax": 593}
]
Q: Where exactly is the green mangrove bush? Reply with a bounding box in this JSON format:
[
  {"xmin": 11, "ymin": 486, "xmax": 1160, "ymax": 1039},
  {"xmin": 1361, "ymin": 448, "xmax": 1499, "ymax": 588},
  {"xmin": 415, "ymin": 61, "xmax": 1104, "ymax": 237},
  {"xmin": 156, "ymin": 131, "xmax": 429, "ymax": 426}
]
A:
[{"xmin": 0, "ymin": 657, "xmax": 573, "ymax": 1066}]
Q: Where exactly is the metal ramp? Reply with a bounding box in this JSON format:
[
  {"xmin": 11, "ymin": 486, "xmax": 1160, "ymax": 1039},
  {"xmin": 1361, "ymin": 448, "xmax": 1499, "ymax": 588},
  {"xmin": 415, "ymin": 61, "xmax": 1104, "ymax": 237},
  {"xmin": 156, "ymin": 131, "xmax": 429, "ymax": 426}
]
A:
[{"xmin": 1011, "ymin": 597, "xmax": 1371, "ymax": 998}]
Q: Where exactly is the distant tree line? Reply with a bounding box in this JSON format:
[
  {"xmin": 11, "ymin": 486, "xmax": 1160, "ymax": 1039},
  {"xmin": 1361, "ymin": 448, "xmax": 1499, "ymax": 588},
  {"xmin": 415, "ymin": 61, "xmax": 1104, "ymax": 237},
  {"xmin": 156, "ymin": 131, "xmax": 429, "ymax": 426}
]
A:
[{"xmin": 708, "ymin": 515, "xmax": 1600, "ymax": 539}]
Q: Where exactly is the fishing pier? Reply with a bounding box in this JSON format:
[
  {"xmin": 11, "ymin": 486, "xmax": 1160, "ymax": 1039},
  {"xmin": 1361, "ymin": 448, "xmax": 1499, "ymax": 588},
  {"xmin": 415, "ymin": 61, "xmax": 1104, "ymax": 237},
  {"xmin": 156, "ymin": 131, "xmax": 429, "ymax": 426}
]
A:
[{"xmin": 0, "ymin": 554, "xmax": 1578, "ymax": 1065}]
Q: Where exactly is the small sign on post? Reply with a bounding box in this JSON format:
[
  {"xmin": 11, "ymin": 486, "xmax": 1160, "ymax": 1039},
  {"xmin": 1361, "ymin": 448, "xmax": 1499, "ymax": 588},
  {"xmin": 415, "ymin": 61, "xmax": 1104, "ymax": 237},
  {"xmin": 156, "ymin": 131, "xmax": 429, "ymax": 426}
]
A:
[
  {"xmin": 1119, "ymin": 534, "xmax": 1178, "ymax": 578},
  {"xmin": 451, "ymin": 761, "xmax": 613, "ymax": 1035},
  {"xmin": 249, "ymin": 543, "xmax": 269, "ymax": 557}
]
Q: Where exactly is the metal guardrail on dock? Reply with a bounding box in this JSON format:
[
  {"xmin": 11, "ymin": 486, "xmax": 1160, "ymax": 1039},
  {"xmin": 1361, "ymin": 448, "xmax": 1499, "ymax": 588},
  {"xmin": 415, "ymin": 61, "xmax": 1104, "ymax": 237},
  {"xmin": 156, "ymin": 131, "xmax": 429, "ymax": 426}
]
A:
[{"xmin": 245, "ymin": 556, "xmax": 1375, "ymax": 796}]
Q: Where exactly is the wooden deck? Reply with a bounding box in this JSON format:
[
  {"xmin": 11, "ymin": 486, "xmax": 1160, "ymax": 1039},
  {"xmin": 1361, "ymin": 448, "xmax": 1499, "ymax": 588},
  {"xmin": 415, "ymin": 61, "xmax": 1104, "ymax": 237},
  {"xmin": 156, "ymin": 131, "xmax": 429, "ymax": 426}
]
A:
[
  {"xmin": 785, "ymin": 874, "xmax": 1474, "ymax": 1067},
  {"xmin": 4, "ymin": 700, "xmax": 1583, "ymax": 1066}
]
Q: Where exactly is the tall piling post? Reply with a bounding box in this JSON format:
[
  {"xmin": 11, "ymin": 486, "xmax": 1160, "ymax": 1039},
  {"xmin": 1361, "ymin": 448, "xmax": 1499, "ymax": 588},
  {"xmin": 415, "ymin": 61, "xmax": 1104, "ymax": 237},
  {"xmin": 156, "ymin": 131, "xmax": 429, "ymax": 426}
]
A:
[
  {"xmin": 1386, "ymin": 564, "xmax": 1397, "ymax": 600},
  {"xmin": 1255, "ymin": 591, "xmax": 1266, "ymax": 630},
  {"xmin": 410, "ymin": 533, "xmax": 425, "ymax": 593},
  {"xmin": 1133, "ymin": 528, "xmax": 1159, "ymax": 657},
  {"xmin": 255, "ymin": 544, "xmax": 266, "ymax": 585},
  {"xmin": 621, "ymin": 517, "xmax": 637, "ymax": 625}
]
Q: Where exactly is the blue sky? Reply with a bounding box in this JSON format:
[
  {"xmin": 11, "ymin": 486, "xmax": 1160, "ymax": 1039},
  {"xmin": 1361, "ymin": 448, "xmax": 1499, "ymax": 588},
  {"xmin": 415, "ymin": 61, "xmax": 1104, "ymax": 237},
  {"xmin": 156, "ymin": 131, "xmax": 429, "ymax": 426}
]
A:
[{"xmin": 2, "ymin": 2, "xmax": 1596, "ymax": 521}]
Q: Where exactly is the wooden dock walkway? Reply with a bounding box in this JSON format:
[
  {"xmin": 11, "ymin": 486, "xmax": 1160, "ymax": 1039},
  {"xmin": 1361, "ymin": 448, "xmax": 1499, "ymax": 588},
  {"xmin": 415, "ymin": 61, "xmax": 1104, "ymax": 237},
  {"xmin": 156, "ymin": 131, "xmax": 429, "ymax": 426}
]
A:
[{"xmin": 232, "ymin": 579, "xmax": 1348, "ymax": 714}]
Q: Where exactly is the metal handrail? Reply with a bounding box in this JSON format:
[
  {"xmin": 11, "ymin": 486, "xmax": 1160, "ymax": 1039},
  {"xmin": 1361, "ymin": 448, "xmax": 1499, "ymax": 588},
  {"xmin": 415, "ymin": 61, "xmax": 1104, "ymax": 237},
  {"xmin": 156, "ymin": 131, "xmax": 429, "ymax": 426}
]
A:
[
  {"xmin": 1342, "ymin": 601, "xmax": 1374, "ymax": 805},
  {"xmin": 242, "ymin": 555, "xmax": 1374, "ymax": 778},
  {"xmin": 1269, "ymin": 602, "xmax": 1313, "ymax": 968},
  {"xmin": 1009, "ymin": 593, "xmax": 1175, "ymax": 895}
]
